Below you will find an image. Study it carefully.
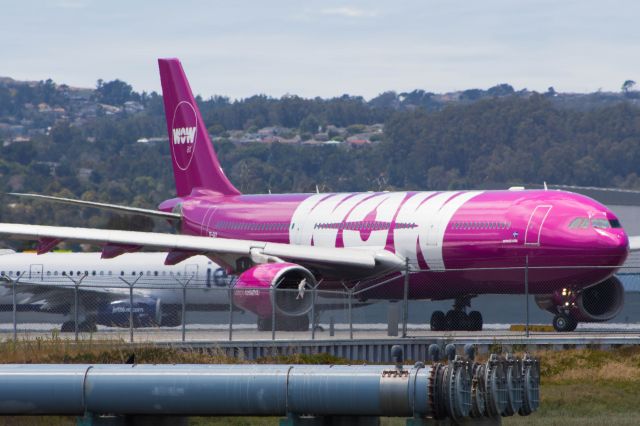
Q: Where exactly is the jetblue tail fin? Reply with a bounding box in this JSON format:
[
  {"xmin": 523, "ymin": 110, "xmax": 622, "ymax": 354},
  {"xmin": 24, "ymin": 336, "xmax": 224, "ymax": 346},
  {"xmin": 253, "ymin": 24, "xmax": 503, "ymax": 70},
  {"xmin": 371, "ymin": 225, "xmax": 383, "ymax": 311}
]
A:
[{"xmin": 158, "ymin": 58, "xmax": 240, "ymax": 197}]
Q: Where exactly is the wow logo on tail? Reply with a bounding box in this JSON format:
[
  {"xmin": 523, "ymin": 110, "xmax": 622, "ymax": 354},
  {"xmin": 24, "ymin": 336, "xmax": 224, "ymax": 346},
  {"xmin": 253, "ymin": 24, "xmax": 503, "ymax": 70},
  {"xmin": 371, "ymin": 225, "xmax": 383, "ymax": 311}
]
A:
[{"xmin": 171, "ymin": 101, "xmax": 198, "ymax": 170}]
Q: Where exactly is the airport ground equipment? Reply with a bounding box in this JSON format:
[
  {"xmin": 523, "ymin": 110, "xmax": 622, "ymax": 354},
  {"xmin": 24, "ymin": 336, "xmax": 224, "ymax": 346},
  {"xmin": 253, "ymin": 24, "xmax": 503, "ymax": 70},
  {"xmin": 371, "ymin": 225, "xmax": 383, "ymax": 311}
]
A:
[{"xmin": 0, "ymin": 347, "xmax": 538, "ymax": 425}]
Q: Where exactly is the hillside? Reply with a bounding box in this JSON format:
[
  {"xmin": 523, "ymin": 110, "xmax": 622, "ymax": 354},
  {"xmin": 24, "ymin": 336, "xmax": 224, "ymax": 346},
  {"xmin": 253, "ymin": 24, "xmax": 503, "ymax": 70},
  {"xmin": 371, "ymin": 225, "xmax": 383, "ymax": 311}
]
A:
[{"xmin": 1, "ymin": 76, "xmax": 640, "ymax": 242}]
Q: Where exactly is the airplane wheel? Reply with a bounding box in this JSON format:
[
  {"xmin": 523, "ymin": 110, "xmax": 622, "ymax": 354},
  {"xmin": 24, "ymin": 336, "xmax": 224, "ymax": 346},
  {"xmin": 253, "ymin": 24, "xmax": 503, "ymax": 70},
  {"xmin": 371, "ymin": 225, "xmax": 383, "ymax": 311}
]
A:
[
  {"xmin": 553, "ymin": 314, "xmax": 577, "ymax": 332},
  {"xmin": 279, "ymin": 315, "xmax": 309, "ymax": 331},
  {"xmin": 257, "ymin": 315, "xmax": 309, "ymax": 331},
  {"xmin": 60, "ymin": 321, "xmax": 75, "ymax": 332},
  {"xmin": 468, "ymin": 311, "xmax": 483, "ymax": 331},
  {"xmin": 446, "ymin": 310, "xmax": 468, "ymax": 331},
  {"xmin": 78, "ymin": 321, "xmax": 97, "ymax": 333},
  {"xmin": 257, "ymin": 317, "xmax": 272, "ymax": 331},
  {"xmin": 430, "ymin": 311, "xmax": 446, "ymax": 331},
  {"xmin": 292, "ymin": 315, "xmax": 310, "ymax": 332}
]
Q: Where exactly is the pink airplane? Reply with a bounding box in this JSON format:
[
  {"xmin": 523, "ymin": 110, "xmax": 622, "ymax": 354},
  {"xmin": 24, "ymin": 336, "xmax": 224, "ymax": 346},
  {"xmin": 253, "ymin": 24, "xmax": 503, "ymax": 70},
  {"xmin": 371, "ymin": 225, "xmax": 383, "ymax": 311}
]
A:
[{"xmin": 1, "ymin": 59, "xmax": 638, "ymax": 332}]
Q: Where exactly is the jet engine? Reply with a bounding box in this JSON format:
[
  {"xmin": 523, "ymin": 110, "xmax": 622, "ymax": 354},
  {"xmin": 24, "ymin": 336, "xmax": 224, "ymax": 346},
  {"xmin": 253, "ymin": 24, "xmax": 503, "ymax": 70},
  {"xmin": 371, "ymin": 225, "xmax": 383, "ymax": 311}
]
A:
[
  {"xmin": 535, "ymin": 276, "xmax": 625, "ymax": 322},
  {"xmin": 232, "ymin": 262, "xmax": 315, "ymax": 318},
  {"xmin": 96, "ymin": 297, "xmax": 162, "ymax": 328}
]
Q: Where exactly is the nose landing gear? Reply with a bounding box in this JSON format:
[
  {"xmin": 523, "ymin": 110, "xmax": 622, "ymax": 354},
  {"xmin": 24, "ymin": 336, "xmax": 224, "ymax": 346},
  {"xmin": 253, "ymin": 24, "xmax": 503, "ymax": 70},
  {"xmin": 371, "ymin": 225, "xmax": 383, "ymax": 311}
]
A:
[
  {"xmin": 552, "ymin": 288, "xmax": 578, "ymax": 332},
  {"xmin": 430, "ymin": 296, "xmax": 483, "ymax": 331},
  {"xmin": 552, "ymin": 313, "xmax": 577, "ymax": 332}
]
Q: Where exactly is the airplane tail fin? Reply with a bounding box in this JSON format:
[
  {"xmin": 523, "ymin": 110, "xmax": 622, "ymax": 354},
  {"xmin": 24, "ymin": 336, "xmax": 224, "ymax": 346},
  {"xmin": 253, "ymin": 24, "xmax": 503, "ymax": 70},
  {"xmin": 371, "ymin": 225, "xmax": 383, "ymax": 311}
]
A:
[{"xmin": 158, "ymin": 58, "xmax": 240, "ymax": 197}]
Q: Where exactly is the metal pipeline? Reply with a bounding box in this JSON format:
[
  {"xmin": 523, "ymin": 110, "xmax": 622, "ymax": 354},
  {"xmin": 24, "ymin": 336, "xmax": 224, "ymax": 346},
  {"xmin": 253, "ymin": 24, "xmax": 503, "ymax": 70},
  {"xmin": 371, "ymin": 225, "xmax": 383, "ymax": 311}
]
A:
[{"xmin": 0, "ymin": 353, "xmax": 539, "ymax": 420}]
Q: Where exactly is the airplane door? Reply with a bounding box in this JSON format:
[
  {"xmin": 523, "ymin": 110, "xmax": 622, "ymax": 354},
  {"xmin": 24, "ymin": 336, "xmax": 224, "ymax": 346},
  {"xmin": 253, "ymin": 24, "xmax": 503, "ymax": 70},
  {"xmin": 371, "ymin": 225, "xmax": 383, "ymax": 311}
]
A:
[
  {"xmin": 184, "ymin": 264, "xmax": 198, "ymax": 280},
  {"xmin": 29, "ymin": 264, "xmax": 44, "ymax": 281},
  {"xmin": 201, "ymin": 206, "xmax": 218, "ymax": 237},
  {"xmin": 524, "ymin": 205, "xmax": 552, "ymax": 246}
]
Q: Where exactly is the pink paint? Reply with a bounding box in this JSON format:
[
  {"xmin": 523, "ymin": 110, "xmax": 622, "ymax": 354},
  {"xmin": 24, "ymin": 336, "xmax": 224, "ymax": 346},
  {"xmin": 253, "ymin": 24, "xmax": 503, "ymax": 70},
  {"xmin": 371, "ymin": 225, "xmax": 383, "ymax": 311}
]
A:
[{"xmin": 156, "ymin": 58, "xmax": 630, "ymax": 321}]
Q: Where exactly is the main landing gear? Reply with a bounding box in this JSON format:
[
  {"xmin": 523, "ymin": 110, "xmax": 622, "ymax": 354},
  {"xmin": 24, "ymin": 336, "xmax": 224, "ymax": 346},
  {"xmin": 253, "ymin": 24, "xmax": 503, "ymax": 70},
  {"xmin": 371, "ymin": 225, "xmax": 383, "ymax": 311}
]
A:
[
  {"xmin": 430, "ymin": 297, "xmax": 483, "ymax": 331},
  {"xmin": 60, "ymin": 320, "xmax": 97, "ymax": 333},
  {"xmin": 257, "ymin": 314, "xmax": 310, "ymax": 332}
]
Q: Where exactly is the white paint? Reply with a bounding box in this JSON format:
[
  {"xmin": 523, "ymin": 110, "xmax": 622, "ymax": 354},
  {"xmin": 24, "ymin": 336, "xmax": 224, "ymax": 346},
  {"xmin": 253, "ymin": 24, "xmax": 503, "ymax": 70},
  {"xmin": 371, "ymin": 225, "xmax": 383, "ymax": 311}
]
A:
[
  {"xmin": 290, "ymin": 191, "xmax": 484, "ymax": 270},
  {"xmin": 342, "ymin": 192, "xmax": 406, "ymax": 248}
]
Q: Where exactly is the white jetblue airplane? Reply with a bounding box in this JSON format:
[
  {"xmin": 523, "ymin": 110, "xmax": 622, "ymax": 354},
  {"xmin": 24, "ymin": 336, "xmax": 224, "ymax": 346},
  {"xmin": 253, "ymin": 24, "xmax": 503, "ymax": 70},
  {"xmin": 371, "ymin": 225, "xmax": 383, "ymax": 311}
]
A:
[
  {"xmin": 0, "ymin": 250, "xmax": 231, "ymax": 331},
  {"xmin": 0, "ymin": 250, "xmax": 357, "ymax": 332}
]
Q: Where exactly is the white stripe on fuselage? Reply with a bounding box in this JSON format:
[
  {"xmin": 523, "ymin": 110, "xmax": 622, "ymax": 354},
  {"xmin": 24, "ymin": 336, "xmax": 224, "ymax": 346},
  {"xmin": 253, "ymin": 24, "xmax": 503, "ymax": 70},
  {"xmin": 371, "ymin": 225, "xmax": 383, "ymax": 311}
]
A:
[{"xmin": 289, "ymin": 191, "xmax": 484, "ymax": 271}]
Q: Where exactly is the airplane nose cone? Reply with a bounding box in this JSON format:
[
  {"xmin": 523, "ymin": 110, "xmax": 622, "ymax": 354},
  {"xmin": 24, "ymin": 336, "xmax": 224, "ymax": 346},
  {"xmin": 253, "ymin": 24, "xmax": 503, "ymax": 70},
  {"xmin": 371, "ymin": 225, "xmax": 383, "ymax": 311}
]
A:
[{"xmin": 599, "ymin": 230, "xmax": 629, "ymax": 266}]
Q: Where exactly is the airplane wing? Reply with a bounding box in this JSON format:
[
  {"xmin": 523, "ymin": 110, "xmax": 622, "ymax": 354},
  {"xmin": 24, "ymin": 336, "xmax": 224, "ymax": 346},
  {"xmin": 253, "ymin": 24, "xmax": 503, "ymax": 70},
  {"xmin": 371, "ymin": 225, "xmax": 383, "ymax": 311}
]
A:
[
  {"xmin": 0, "ymin": 223, "xmax": 405, "ymax": 278},
  {"xmin": 8, "ymin": 193, "xmax": 180, "ymax": 220},
  {"xmin": 629, "ymin": 236, "xmax": 640, "ymax": 251}
]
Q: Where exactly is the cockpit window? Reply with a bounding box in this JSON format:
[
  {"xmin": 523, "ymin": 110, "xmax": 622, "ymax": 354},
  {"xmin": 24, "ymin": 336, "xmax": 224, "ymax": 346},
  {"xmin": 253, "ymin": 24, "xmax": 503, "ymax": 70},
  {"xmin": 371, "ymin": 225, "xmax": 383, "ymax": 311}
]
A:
[
  {"xmin": 568, "ymin": 218, "xmax": 589, "ymax": 229},
  {"xmin": 609, "ymin": 219, "xmax": 622, "ymax": 229},
  {"xmin": 591, "ymin": 219, "xmax": 610, "ymax": 229}
]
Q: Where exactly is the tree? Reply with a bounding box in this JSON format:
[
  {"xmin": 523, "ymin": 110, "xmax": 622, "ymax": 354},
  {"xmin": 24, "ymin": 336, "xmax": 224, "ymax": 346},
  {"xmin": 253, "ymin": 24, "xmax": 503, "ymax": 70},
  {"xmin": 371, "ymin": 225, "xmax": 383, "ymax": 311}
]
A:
[
  {"xmin": 96, "ymin": 79, "xmax": 136, "ymax": 105},
  {"xmin": 487, "ymin": 84, "xmax": 515, "ymax": 97},
  {"xmin": 299, "ymin": 114, "xmax": 321, "ymax": 134},
  {"xmin": 621, "ymin": 80, "xmax": 636, "ymax": 94}
]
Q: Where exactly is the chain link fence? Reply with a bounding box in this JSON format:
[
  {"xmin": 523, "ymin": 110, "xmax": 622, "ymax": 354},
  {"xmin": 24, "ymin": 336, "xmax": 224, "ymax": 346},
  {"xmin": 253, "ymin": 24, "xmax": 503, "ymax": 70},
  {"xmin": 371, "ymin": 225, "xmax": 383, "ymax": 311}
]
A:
[{"xmin": 0, "ymin": 260, "xmax": 639, "ymax": 342}]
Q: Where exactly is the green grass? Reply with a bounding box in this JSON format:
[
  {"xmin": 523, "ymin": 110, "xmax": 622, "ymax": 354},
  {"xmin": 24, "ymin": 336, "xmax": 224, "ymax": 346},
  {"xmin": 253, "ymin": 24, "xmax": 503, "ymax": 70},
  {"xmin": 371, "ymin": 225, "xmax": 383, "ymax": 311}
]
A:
[{"xmin": 0, "ymin": 337, "xmax": 639, "ymax": 424}]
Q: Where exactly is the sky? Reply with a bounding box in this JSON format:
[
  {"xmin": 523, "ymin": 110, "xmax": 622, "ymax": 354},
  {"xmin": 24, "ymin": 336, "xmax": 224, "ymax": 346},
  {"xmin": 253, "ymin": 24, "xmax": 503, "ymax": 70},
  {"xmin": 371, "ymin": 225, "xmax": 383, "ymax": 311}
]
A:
[{"xmin": 2, "ymin": 0, "xmax": 640, "ymax": 99}]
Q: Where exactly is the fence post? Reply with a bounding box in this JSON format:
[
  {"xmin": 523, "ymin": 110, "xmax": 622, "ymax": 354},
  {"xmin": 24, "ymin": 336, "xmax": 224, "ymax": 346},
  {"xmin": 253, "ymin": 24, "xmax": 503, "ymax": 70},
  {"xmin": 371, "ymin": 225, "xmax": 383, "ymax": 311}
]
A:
[
  {"xmin": 75, "ymin": 282, "xmax": 80, "ymax": 342},
  {"xmin": 127, "ymin": 284, "xmax": 134, "ymax": 342},
  {"xmin": 402, "ymin": 257, "xmax": 410, "ymax": 338},
  {"xmin": 525, "ymin": 256, "xmax": 530, "ymax": 338},
  {"xmin": 177, "ymin": 275, "xmax": 194, "ymax": 343},
  {"xmin": 181, "ymin": 284, "xmax": 187, "ymax": 342},
  {"xmin": 118, "ymin": 275, "xmax": 141, "ymax": 344},
  {"xmin": 271, "ymin": 287, "xmax": 276, "ymax": 341},
  {"xmin": 11, "ymin": 274, "xmax": 17, "ymax": 342},
  {"xmin": 72, "ymin": 273, "xmax": 87, "ymax": 342},
  {"xmin": 348, "ymin": 288, "xmax": 353, "ymax": 340},
  {"xmin": 310, "ymin": 286, "xmax": 316, "ymax": 340},
  {"xmin": 228, "ymin": 286, "xmax": 234, "ymax": 341}
]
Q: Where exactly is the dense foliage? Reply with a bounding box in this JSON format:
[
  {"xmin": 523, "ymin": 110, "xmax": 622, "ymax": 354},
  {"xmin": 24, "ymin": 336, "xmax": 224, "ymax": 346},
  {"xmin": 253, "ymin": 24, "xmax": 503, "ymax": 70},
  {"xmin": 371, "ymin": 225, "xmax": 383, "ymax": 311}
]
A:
[{"xmin": 1, "ymin": 79, "xmax": 640, "ymax": 233}]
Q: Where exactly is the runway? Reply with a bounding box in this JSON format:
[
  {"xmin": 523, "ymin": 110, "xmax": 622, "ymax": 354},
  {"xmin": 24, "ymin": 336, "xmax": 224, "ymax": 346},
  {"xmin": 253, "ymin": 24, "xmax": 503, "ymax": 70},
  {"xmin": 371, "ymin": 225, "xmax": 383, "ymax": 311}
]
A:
[
  {"xmin": 1, "ymin": 292, "xmax": 639, "ymax": 360},
  {"xmin": 2, "ymin": 321, "xmax": 639, "ymax": 343}
]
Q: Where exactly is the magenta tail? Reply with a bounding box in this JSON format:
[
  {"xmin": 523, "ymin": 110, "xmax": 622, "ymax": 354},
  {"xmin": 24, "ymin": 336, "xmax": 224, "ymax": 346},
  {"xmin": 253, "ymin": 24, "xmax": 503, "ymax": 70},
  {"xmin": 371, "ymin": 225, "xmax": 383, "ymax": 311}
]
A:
[{"xmin": 158, "ymin": 58, "xmax": 240, "ymax": 197}]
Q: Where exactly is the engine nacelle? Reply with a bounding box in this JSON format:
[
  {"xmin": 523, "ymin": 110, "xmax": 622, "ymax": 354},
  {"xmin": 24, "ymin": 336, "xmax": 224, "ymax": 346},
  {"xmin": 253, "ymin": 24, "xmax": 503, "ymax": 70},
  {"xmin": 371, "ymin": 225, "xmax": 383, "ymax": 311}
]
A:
[
  {"xmin": 96, "ymin": 297, "xmax": 162, "ymax": 328},
  {"xmin": 535, "ymin": 276, "xmax": 625, "ymax": 322},
  {"xmin": 232, "ymin": 263, "xmax": 315, "ymax": 317}
]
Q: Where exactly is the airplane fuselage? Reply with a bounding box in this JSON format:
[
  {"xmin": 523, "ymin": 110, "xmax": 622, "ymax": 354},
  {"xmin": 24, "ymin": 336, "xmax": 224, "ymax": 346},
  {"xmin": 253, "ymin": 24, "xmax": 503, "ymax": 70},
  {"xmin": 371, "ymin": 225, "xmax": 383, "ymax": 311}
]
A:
[
  {"xmin": 163, "ymin": 189, "xmax": 629, "ymax": 300},
  {"xmin": 0, "ymin": 252, "xmax": 229, "ymax": 307}
]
